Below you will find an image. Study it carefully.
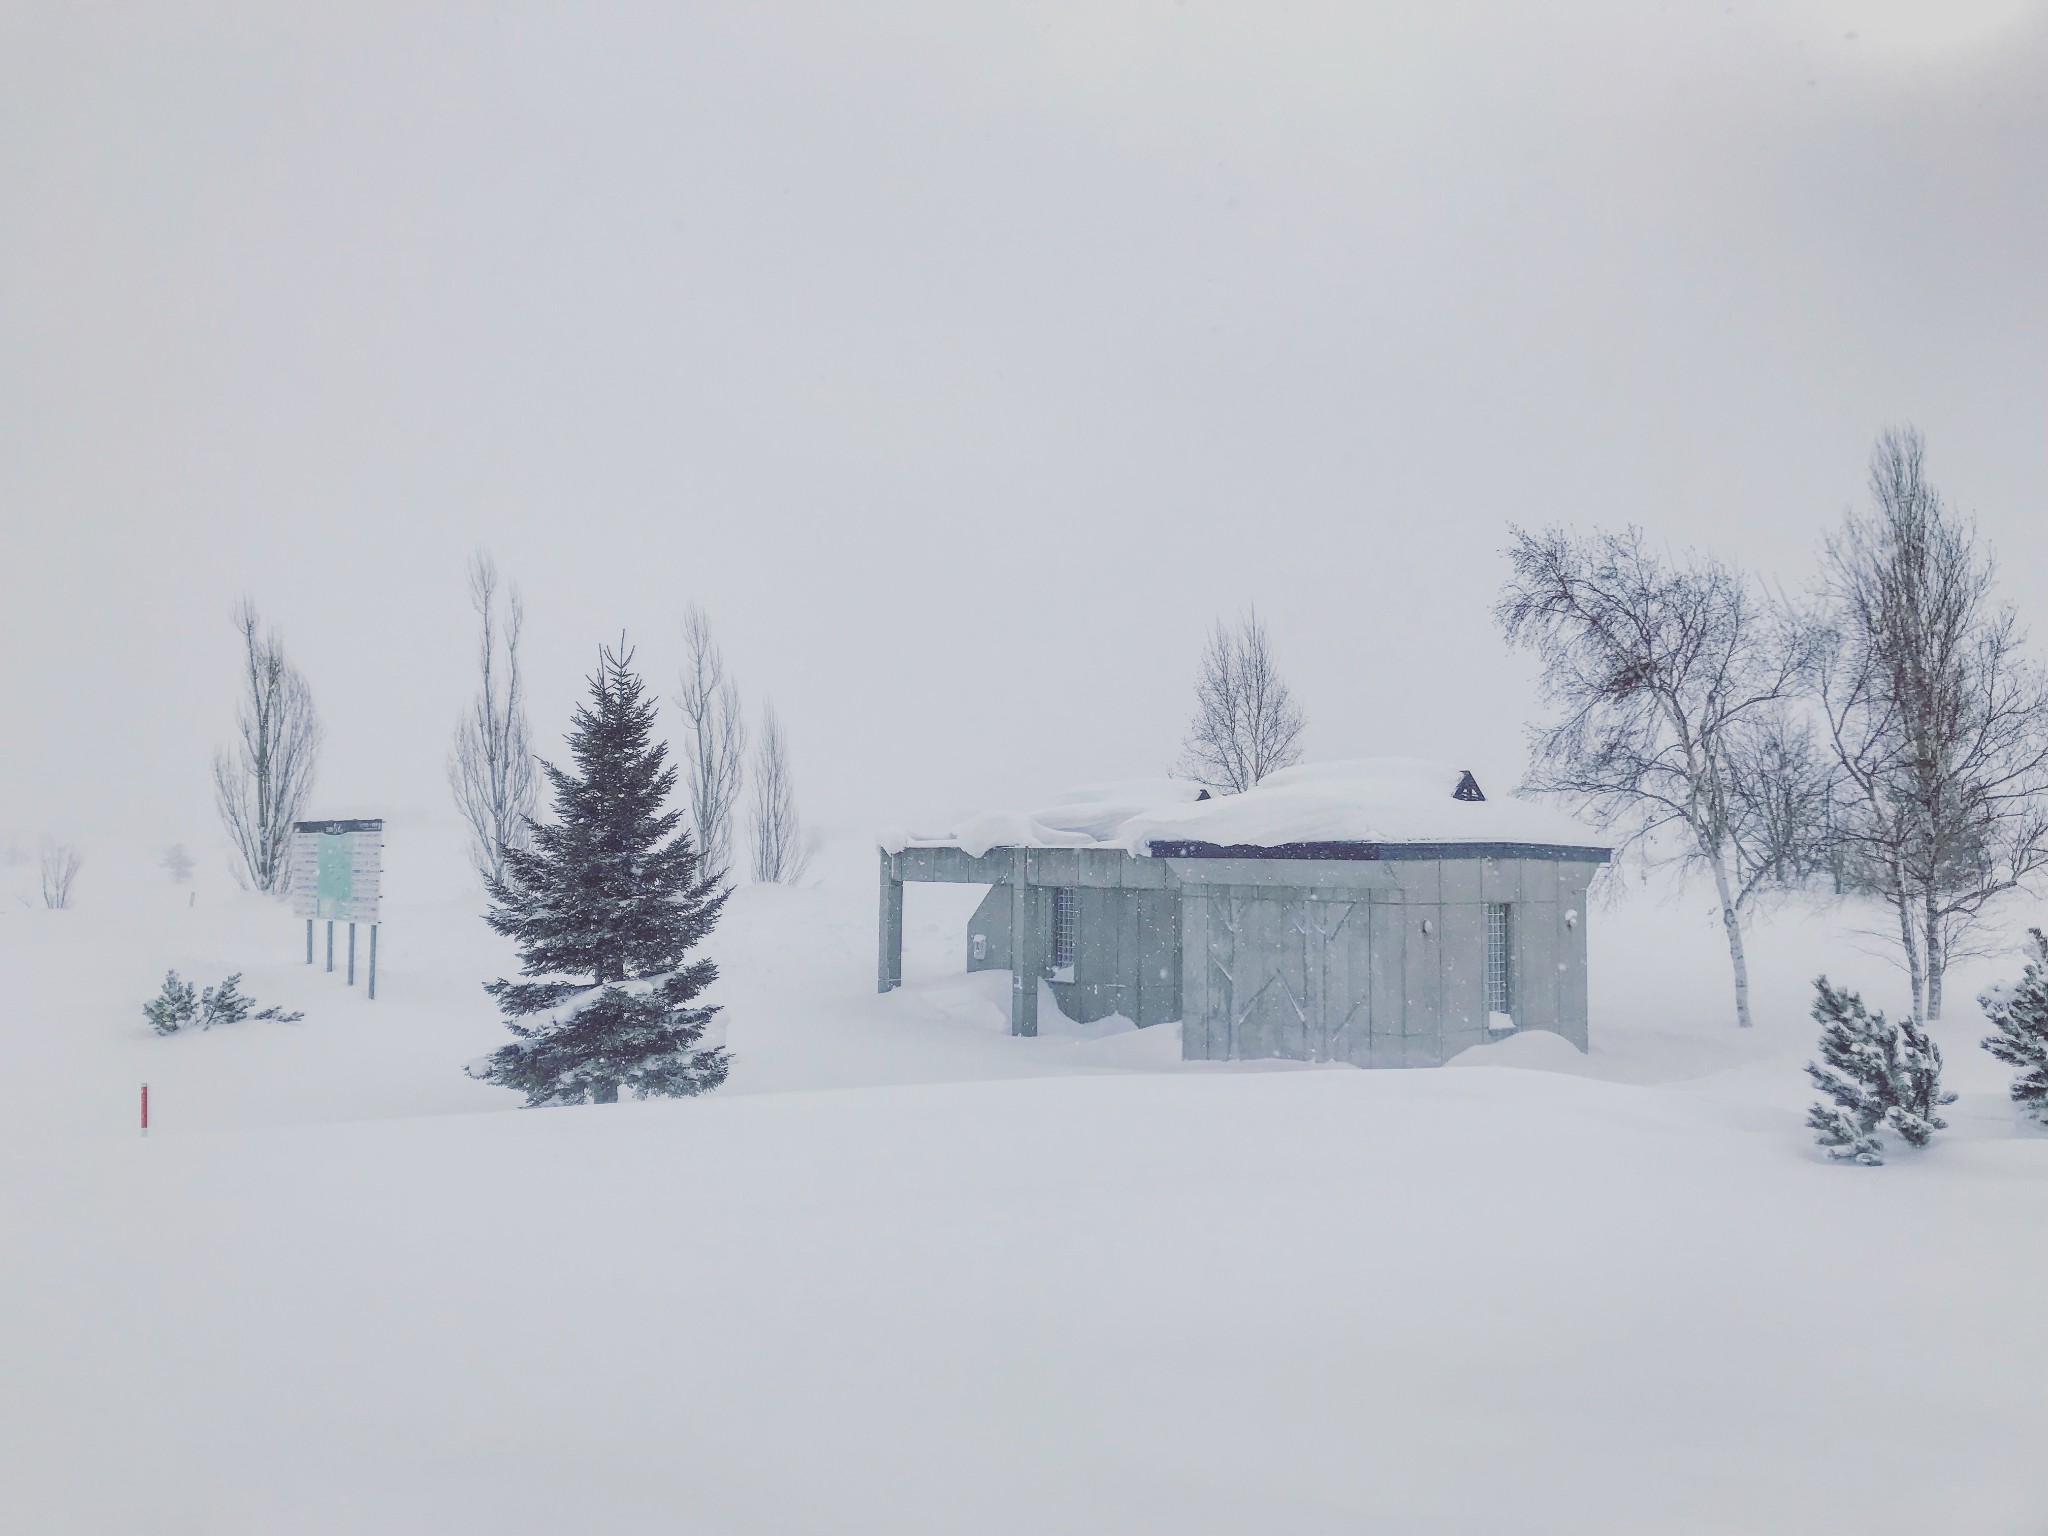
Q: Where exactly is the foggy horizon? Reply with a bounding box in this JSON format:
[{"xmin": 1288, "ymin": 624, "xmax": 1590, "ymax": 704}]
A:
[{"xmin": 6, "ymin": 1, "xmax": 2045, "ymax": 848}]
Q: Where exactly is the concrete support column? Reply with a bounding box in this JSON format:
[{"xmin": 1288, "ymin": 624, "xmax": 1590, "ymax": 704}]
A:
[
  {"xmin": 877, "ymin": 848, "xmax": 903, "ymax": 994},
  {"xmin": 1009, "ymin": 855, "xmax": 1039, "ymax": 1037}
]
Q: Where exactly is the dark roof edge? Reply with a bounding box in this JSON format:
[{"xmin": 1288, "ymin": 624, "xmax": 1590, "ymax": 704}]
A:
[
  {"xmin": 293, "ymin": 819, "xmax": 385, "ymax": 834},
  {"xmin": 1146, "ymin": 839, "xmax": 1612, "ymax": 864}
]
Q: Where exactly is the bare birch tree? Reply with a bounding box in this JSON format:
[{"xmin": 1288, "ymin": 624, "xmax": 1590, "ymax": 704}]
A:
[
  {"xmin": 449, "ymin": 552, "xmax": 539, "ymax": 886},
  {"xmin": 1497, "ymin": 526, "xmax": 1829, "ymax": 1029},
  {"xmin": 1178, "ymin": 607, "xmax": 1307, "ymax": 792},
  {"xmin": 748, "ymin": 703, "xmax": 811, "ymax": 884},
  {"xmin": 675, "ymin": 604, "xmax": 746, "ymax": 881},
  {"xmin": 1816, "ymin": 428, "xmax": 2048, "ymax": 1020},
  {"xmin": 39, "ymin": 838, "xmax": 83, "ymax": 909},
  {"xmin": 213, "ymin": 600, "xmax": 322, "ymax": 894}
]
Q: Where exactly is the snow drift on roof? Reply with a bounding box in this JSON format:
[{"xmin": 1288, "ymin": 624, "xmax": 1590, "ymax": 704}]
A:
[
  {"xmin": 887, "ymin": 760, "xmax": 1607, "ymax": 858},
  {"xmin": 910, "ymin": 779, "xmax": 1207, "ymax": 859},
  {"xmin": 1123, "ymin": 759, "xmax": 1606, "ymax": 852}
]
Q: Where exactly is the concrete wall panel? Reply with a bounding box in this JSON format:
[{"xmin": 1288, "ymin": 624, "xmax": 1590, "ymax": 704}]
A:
[
  {"xmin": 967, "ymin": 885, "xmax": 1010, "ymax": 973},
  {"xmin": 1481, "ymin": 857, "xmax": 1524, "ymax": 904},
  {"xmin": 1077, "ymin": 848, "xmax": 1126, "ymax": 888},
  {"xmin": 1369, "ymin": 902, "xmax": 1408, "ymax": 1056},
  {"xmin": 1135, "ymin": 889, "xmax": 1181, "ymax": 1028},
  {"xmin": 1181, "ymin": 893, "xmax": 1213, "ymax": 1057},
  {"xmin": 1329, "ymin": 901, "xmax": 1373, "ymax": 1065},
  {"xmin": 1246, "ymin": 895, "xmax": 1317, "ymax": 1061},
  {"xmin": 1439, "ymin": 859, "xmax": 1484, "ymax": 907},
  {"xmin": 1207, "ymin": 895, "xmax": 1241, "ymax": 1058},
  {"xmin": 1438, "ymin": 901, "xmax": 1486, "ymax": 1038},
  {"xmin": 1516, "ymin": 888, "xmax": 1562, "ymax": 1038},
  {"xmin": 894, "ymin": 846, "xmax": 1015, "ymax": 884},
  {"xmin": 1166, "ymin": 859, "xmax": 1404, "ymax": 893}
]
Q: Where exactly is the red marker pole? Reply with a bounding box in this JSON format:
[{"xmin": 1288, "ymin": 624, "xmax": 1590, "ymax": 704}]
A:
[{"xmin": 140, "ymin": 1082, "xmax": 149, "ymax": 1138}]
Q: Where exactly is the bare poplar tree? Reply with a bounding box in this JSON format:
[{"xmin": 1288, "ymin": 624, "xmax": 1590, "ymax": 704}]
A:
[
  {"xmin": 675, "ymin": 604, "xmax": 746, "ymax": 881},
  {"xmin": 1497, "ymin": 526, "xmax": 1829, "ymax": 1029},
  {"xmin": 38, "ymin": 838, "xmax": 83, "ymax": 909},
  {"xmin": 1178, "ymin": 607, "xmax": 1307, "ymax": 792},
  {"xmin": 1815, "ymin": 428, "xmax": 2048, "ymax": 1020},
  {"xmin": 213, "ymin": 600, "xmax": 322, "ymax": 894},
  {"xmin": 748, "ymin": 703, "xmax": 811, "ymax": 884},
  {"xmin": 449, "ymin": 552, "xmax": 539, "ymax": 887}
]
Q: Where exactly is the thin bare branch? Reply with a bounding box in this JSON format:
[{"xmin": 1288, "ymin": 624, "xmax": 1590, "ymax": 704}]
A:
[
  {"xmin": 450, "ymin": 551, "xmax": 539, "ymax": 887},
  {"xmin": 38, "ymin": 838, "xmax": 83, "ymax": 909},
  {"xmin": 1815, "ymin": 427, "xmax": 2048, "ymax": 1018},
  {"xmin": 676, "ymin": 604, "xmax": 747, "ymax": 882},
  {"xmin": 1178, "ymin": 607, "xmax": 1307, "ymax": 792},
  {"xmin": 748, "ymin": 703, "xmax": 811, "ymax": 884},
  {"xmin": 213, "ymin": 600, "xmax": 321, "ymax": 895},
  {"xmin": 1496, "ymin": 525, "xmax": 1828, "ymax": 1028}
]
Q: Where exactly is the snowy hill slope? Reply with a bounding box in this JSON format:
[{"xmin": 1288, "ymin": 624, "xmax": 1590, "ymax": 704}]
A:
[{"xmin": 2, "ymin": 823, "xmax": 2046, "ymax": 1533}]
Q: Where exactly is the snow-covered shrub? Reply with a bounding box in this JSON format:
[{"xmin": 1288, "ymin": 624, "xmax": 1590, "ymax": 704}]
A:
[
  {"xmin": 1805, "ymin": 976, "xmax": 1955, "ymax": 1165},
  {"xmin": 146, "ymin": 971, "xmax": 303, "ymax": 1034},
  {"xmin": 144, "ymin": 972, "xmax": 199, "ymax": 1035},
  {"xmin": 1980, "ymin": 929, "xmax": 2048, "ymax": 1126},
  {"xmin": 198, "ymin": 974, "xmax": 303, "ymax": 1027}
]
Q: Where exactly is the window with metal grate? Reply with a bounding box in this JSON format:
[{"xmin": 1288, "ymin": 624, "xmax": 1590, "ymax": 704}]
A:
[
  {"xmin": 1050, "ymin": 887, "xmax": 1077, "ymax": 976},
  {"xmin": 1485, "ymin": 902, "xmax": 1513, "ymax": 1019}
]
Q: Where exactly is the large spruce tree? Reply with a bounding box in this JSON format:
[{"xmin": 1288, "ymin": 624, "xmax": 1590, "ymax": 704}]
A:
[{"xmin": 468, "ymin": 642, "xmax": 730, "ymax": 1106}]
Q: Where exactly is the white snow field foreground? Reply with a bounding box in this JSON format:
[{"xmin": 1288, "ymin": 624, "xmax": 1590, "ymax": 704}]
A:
[{"xmin": 3, "ymin": 825, "xmax": 2047, "ymax": 1534}]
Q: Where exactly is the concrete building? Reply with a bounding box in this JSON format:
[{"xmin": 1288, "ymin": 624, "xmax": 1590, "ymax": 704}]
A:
[{"xmin": 877, "ymin": 760, "xmax": 1610, "ymax": 1067}]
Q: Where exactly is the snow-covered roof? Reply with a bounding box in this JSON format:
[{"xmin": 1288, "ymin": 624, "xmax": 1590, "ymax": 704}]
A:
[{"xmin": 884, "ymin": 759, "xmax": 1609, "ymax": 859}]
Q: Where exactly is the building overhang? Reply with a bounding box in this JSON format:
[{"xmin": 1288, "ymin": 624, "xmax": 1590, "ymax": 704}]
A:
[{"xmin": 1143, "ymin": 839, "xmax": 1612, "ymax": 863}]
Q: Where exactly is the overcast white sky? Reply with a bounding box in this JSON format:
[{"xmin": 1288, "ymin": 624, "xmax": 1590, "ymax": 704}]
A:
[{"xmin": 3, "ymin": 1, "xmax": 2045, "ymax": 854}]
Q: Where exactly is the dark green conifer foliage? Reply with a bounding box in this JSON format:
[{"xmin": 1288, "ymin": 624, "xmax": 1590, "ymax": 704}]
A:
[
  {"xmin": 144, "ymin": 970, "xmax": 302, "ymax": 1033},
  {"xmin": 1805, "ymin": 976, "xmax": 1954, "ymax": 1165},
  {"xmin": 145, "ymin": 971, "xmax": 198, "ymax": 1035},
  {"xmin": 468, "ymin": 642, "xmax": 730, "ymax": 1106},
  {"xmin": 1980, "ymin": 929, "xmax": 2048, "ymax": 1125}
]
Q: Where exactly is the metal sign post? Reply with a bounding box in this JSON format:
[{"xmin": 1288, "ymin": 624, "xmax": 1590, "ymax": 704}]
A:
[{"xmin": 290, "ymin": 819, "xmax": 384, "ymax": 1000}]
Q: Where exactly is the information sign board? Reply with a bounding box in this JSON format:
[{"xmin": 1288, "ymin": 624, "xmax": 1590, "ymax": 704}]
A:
[{"xmin": 289, "ymin": 819, "xmax": 384, "ymax": 923}]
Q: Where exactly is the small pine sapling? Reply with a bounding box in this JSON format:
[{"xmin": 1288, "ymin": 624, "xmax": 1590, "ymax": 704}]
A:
[
  {"xmin": 144, "ymin": 972, "xmax": 199, "ymax": 1035},
  {"xmin": 198, "ymin": 973, "xmax": 304, "ymax": 1028},
  {"xmin": 469, "ymin": 641, "xmax": 730, "ymax": 1107},
  {"xmin": 146, "ymin": 971, "xmax": 303, "ymax": 1033},
  {"xmin": 1981, "ymin": 929, "xmax": 2048, "ymax": 1125},
  {"xmin": 1805, "ymin": 976, "xmax": 1956, "ymax": 1165}
]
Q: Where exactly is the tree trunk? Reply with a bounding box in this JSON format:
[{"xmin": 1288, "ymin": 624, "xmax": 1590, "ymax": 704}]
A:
[
  {"xmin": 1704, "ymin": 843, "xmax": 1754, "ymax": 1029},
  {"xmin": 591, "ymin": 1081, "xmax": 619, "ymax": 1105},
  {"xmin": 1895, "ymin": 888, "xmax": 1926, "ymax": 1022},
  {"xmin": 1923, "ymin": 890, "xmax": 1945, "ymax": 1021}
]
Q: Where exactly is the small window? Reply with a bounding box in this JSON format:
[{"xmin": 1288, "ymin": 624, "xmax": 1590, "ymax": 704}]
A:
[
  {"xmin": 1485, "ymin": 902, "xmax": 1513, "ymax": 1021},
  {"xmin": 1049, "ymin": 887, "xmax": 1077, "ymax": 977}
]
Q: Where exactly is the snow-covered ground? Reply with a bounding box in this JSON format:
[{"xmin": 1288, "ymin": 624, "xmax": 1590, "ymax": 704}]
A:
[{"xmin": 3, "ymin": 824, "xmax": 2046, "ymax": 1533}]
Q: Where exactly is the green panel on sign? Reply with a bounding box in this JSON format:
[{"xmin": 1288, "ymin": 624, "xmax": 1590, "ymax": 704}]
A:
[{"xmin": 317, "ymin": 834, "xmax": 353, "ymax": 919}]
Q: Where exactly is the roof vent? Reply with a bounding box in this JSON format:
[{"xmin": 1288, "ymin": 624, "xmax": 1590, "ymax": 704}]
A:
[{"xmin": 1453, "ymin": 770, "xmax": 1485, "ymax": 803}]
